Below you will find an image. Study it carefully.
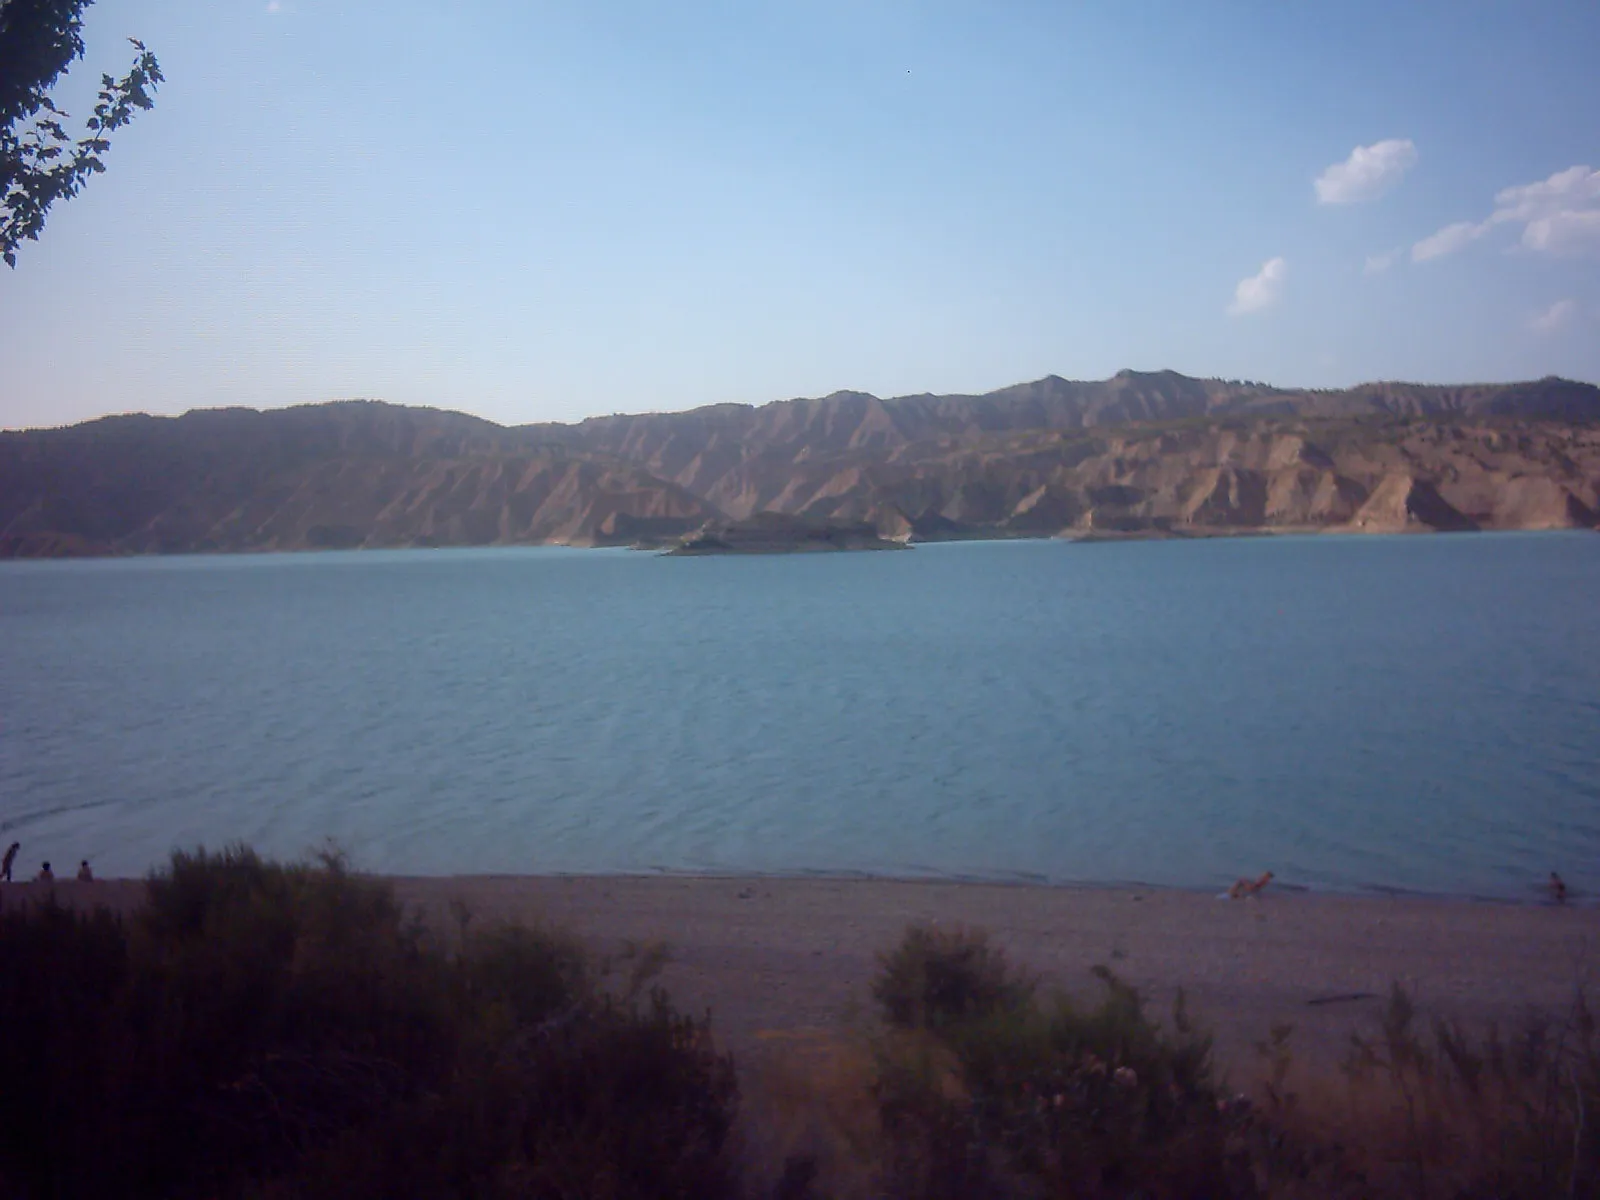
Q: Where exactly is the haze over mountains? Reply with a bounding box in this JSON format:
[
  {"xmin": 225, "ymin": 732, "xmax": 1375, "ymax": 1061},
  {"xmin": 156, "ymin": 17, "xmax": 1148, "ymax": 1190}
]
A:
[{"xmin": 2, "ymin": 371, "xmax": 1598, "ymax": 557}]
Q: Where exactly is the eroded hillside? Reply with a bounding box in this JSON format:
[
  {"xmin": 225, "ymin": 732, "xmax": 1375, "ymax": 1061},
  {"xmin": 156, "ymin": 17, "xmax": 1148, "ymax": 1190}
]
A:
[
  {"xmin": 755, "ymin": 419, "xmax": 1600, "ymax": 538},
  {"xmin": 2, "ymin": 373, "xmax": 1597, "ymax": 556},
  {"xmin": 0, "ymin": 402, "xmax": 717, "ymax": 556}
]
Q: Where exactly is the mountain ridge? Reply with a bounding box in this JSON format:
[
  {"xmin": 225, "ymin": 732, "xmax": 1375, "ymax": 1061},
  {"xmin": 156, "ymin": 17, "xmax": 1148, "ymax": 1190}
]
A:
[{"xmin": 3, "ymin": 371, "xmax": 1597, "ymax": 556}]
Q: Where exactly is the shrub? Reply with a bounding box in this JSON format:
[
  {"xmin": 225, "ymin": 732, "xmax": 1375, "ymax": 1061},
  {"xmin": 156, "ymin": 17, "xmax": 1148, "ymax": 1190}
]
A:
[
  {"xmin": 459, "ymin": 922, "xmax": 591, "ymax": 1030},
  {"xmin": 0, "ymin": 902, "xmax": 131, "ymax": 1197},
  {"xmin": 871, "ymin": 924, "xmax": 1035, "ymax": 1032},
  {"xmin": 868, "ymin": 928, "xmax": 1236, "ymax": 1199},
  {"xmin": 0, "ymin": 846, "xmax": 739, "ymax": 1200},
  {"xmin": 271, "ymin": 988, "xmax": 739, "ymax": 1200}
]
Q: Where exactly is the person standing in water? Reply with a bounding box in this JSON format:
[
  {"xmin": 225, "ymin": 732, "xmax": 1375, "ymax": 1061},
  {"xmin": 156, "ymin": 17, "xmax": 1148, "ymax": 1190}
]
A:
[
  {"xmin": 76, "ymin": 861, "xmax": 93, "ymax": 882},
  {"xmin": 36, "ymin": 862, "xmax": 53, "ymax": 883}
]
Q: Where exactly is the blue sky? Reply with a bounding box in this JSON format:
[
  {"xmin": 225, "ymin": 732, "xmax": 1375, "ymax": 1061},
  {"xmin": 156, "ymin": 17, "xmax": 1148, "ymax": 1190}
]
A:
[{"xmin": 2, "ymin": 0, "xmax": 1598, "ymax": 430}]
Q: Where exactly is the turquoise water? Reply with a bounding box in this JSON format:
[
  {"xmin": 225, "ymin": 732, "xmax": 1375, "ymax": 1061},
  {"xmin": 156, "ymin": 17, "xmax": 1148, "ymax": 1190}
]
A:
[{"xmin": 2, "ymin": 534, "xmax": 1597, "ymax": 899}]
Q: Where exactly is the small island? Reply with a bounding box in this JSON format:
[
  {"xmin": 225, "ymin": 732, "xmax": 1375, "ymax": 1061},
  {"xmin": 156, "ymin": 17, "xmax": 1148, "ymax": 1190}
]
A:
[{"xmin": 666, "ymin": 511, "xmax": 909, "ymax": 555}]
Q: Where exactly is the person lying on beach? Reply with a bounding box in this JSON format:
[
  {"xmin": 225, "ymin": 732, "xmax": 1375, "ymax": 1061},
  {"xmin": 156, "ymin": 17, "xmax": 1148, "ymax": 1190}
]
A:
[
  {"xmin": 0, "ymin": 842, "xmax": 17, "ymax": 882},
  {"xmin": 1228, "ymin": 871, "xmax": 1274, "ymax": 900}
]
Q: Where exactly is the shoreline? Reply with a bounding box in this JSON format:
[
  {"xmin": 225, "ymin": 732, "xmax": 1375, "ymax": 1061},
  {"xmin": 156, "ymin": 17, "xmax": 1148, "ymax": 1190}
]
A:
[
  {"xmin": 2, "ymin": 523, "xmax": 1594, "ymax": 563},
  {"xmin": 404, "ymin": 867, "xmax": 1589, "ymax": 909},
  {"xmin": 11, "ymin": 872, "xmax": 1593, "ymax": 1077},
  {"xmin": 10, "ymin": 864, "xmax": 1584, "ymax": 909}
]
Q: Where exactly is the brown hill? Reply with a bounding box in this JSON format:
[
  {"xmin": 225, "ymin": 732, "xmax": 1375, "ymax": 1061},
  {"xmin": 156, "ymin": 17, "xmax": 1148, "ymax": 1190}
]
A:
[
  {"xmin": 740, "ymin": 418, "xmax": 1600, "ymax": 539},
  {"xmin": 523, "ymin": 371, "xmax": 1600, "ymax": 516},
  {"xmin": 2, "ymin": 373, "xmax": 1597, "ymax": 556},
  {"xmin": 0, "ymin": 402, "xmax": 718, "ymax": 555}
]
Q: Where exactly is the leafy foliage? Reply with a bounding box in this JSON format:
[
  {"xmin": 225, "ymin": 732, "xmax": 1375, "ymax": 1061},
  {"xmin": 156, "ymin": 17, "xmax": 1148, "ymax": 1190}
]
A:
[
  {"xmin": 867, "ymin": 927, "xmax": 1236, "ymax": 1199},
  {"xmin": 1, "ymin": 0, "xmax": 162, "ymax": 266},
  {"xmin": 0, "ymin": 846, "xmax": 740, "ymax": 1199},
  {"xmin": 871, "ymin": 923, "xmax": 1036, "ymax": 1033}
]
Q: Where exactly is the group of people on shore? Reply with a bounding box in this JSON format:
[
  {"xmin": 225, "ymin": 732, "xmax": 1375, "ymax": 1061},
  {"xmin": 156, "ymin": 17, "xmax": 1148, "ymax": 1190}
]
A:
[{"xmin": 0, "ymin": 842, "xmax": 93, "ymax": 884}]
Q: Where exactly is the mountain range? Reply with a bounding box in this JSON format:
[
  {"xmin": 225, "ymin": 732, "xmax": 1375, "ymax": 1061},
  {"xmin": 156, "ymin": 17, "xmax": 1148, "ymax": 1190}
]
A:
[{"xmin": 3, "ymin": 370, "xmax": 1598, "ymax": 557}]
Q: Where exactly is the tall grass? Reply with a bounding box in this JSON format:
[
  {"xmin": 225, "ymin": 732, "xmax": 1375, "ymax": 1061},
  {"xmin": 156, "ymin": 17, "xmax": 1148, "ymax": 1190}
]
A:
[{"xmin": 1335, "ymin": 982, "xmax": 1600, "ymax": 1198}]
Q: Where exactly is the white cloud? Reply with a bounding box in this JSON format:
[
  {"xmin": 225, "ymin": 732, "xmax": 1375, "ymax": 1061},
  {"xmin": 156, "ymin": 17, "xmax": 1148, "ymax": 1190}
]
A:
[
  {"xmin": 1492, "ymin": 165, "xmax": 1600, "ymax": 225},
  {"xmin": 1413, "ymin": 165, "xmax": 1600, "ymax": 262},
  {"xmin": 1412, "ymin": 220, "xmax": 1489, "ymax": 262},
  {"xmin": 266, "ymin": 1, "xmax": 282, "ymax": 12},
  {"xmin": 1363, "ymin": 249, "xmax": 1400, "ymax": 274},
  {"xmin": 1315, "ymin": 139, "xmax": 1418, "ymax": 204},
  {"xmin": 1227, "ymin": 257, "xmax": 1286, "ymax": 316},
  {"xmin": 1522, "ymin": 208, "xmax": 1600, "ymax": 256},
  {"xmin": 1529, "ymin": 299, "xmax": 1579, "ymax": 335}
]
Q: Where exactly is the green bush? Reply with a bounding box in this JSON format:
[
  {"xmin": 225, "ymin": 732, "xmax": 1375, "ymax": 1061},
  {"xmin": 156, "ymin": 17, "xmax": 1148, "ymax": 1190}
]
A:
[
  {"xmin": 267, "ymin": 988, "xmax": 738, "ymax": 1200},
  {"xmin": 0, "ymin": 902, "xmax": 132, "ymax": 1196},
  {"xmin": 869, "ymin": 929, "xmax": 1236, "ymax": 1199},
  {"xmin": 862, "ymin": 929, "xmax": 1600, "ymax": 1200},
  {"xmin": 0, "ymin": 846, "xmax": 739, "ymax": 1200},
  {"xmin": 871, "ymin": 924, "xmax": 1035, "ymax": 1032},
  {"xmin": 459, "ymin": 922, "xmax": 592, "ymax": 1030}
]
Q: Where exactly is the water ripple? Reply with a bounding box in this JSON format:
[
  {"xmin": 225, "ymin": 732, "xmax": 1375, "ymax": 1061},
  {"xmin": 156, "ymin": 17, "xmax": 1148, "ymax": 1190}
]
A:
[{"xmin": 1, "ymin": 535, "xmax": 1597, "ymax": 898}]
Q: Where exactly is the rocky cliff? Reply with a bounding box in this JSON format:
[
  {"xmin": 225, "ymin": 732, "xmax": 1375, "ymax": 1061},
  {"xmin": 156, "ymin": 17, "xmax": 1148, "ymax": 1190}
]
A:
[{"xmin": 2, "ymin": 373, "xmax": 1597, "ymax": 556}]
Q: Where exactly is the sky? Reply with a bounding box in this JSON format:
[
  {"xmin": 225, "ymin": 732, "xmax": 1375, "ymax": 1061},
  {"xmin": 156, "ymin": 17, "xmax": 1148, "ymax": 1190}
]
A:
[{"xmin": 2, "ymin": 0, "xmax": 1598, "ymax": 431}]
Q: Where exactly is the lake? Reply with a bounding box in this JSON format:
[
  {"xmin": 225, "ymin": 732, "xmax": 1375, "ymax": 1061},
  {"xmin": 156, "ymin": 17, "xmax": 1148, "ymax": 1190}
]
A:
[{"xmin": 2, "ymin": 533, "xmax": 1597, "ymax": 900}]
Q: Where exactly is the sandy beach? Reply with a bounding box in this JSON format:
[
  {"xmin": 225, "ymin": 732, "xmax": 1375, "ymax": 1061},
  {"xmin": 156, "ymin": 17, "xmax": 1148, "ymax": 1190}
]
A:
[
  {"xmin": 12, "ymin": 874, "xmax": 1594, "ymax": 1078},
  {"xmin": 391, "ymin": 875, "xmax": 1597, "ymax": 1077}
]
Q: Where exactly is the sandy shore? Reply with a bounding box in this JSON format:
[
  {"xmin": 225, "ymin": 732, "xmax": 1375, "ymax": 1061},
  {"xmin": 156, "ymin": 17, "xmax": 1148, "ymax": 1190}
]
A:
[
  {"xmin": 12, "ymin": 874, "xmax": 1595, "ymax": 1077},
  {"xmin": 392, "ymin": 875, "xmax": 1597, "ymax": 1077}
]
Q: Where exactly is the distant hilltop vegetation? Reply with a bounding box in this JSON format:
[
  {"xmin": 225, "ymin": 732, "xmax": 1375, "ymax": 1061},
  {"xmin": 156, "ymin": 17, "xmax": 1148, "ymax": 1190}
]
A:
[{"xmin": 2, "ymin": 370, "xmax": 1598, "ymax": 557}]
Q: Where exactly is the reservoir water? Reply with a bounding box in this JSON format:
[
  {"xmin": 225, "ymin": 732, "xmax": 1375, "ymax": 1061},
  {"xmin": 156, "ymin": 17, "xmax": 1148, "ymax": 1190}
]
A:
[{"xmin": 2, "ymin": 534, "xmax": 1597, "ymax": 899}]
